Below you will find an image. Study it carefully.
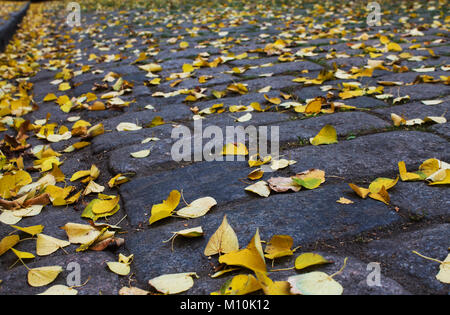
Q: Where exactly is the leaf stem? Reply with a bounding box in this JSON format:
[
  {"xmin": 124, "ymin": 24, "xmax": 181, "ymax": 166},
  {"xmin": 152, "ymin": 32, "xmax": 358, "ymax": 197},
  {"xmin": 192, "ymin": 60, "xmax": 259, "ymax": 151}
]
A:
[
  {"xmin": 412, "ymin": 250, "xmax": 443, "ymax": 264},
  {"xmin": 330, "ymin": 257, "xmax": 348, "ymax": 279}
]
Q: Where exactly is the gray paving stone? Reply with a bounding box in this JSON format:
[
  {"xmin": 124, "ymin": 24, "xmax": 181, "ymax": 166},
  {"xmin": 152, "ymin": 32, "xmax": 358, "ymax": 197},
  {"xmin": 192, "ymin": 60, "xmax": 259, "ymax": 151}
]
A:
[
  {"xmin": 265, "ymin": 253, "xmax": 409, "ymax": 295},
  {"xmin": 99, "ymin": 104, "xmax": 192, "ymax": 130},
  {"xmin": 431, "ymin": 122, "xmax": 450, "ymax": 138},
  {"xmin": 396, "ymin": 84, "xmax": 450, "ymax": 102},
  {"xmin": 389, "ymin": 181, "xmax": 450, "ymax": 218},
  {"xmin": 362, "ymin": 224, "xmax": 450, "ymax": 294},
  {"xmin": 373, "ymin": 101, "xmax": 450, "ymax": 121},
  {"xmin": 124, "ymin": 182, "xmax": 402, "ymax": 293},
  {"xmin": 276, "ymin": 111, "xmax": 390, "ymax": 144},
  {"xmin": 0, "ymin": 252, "xmax": 122, "ymax": 295},
  {"xmin": 286, "ymin": 131, "xmax": 450, "ymax": 180}
]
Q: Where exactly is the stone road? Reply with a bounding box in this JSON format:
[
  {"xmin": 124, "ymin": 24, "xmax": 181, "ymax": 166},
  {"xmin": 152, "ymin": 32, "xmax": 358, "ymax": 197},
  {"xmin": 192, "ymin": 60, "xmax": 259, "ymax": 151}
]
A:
[{"xmin": 0, "ymin": 0, "xmax": 448, "ymax": 295}]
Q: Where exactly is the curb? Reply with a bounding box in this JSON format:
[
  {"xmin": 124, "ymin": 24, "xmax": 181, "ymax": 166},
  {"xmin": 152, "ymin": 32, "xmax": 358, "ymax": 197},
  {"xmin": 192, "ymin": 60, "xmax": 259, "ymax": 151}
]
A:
[{"xmin": 0, "ymin": 2, "xmax": 30, "ymax": 52}]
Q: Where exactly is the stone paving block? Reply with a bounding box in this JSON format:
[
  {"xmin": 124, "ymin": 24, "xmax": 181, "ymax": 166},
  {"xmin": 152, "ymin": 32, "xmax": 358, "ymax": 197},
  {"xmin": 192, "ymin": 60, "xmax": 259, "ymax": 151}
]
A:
[
  {"xmin": 264, "ymin": 253, "xmax": 409, "ymax": 295},
  {"xmin": 389, "ymin": 181, "xmax": 450, "ymax": 218},
  {"xmin": 431, "ymin": 122, "xmax": 450, "ymax": 138},
  {"xmin": 0, "ymin": 252, "xmax": 122, "ymax": 295},
  {"xmin": 243, "ymin": 60, "xmax": 323, "ymax": 77},
  {"xmin": 286, "ymin": 131, "xmax": 450, "ymax": 180},
  {"xmin": 373, "ymin": 100, "xmax": 450, "ymax": 121},
  {"xmin": 337, "ymin": 96, "xmax": 390, "ymax": 109},
  {"xmin": 362, "ymin": 224, "xmax": 450, "ymax": 294},
  {"xmin": 396, "ymin": 84, "xmax": 450, "ymax": 102},
  {"xmin": 92, "ymin": 124, "xmax": 174, "ymax": 154},
  {"xmin": 124, "ymin": 182, "xmax": 402, "ymax": 293},
  {"xmin": 99, "ymin": 104, "xmax": 192, "ymax": 130},
  {"xmin": 276, "ymin": 111, "xmax": 390, "ymax": 144},
  {"xmin": 107, "ymin": 112, "xmax": 291, "ymax": 173}
]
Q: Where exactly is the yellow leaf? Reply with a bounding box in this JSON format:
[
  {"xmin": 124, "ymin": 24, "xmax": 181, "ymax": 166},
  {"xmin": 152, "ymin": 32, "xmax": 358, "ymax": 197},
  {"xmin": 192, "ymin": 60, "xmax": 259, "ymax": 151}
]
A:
[
  {"xmin": 305, "ymin": 97, "xmax": 323, "ymax": 114},
  {"xmin": 0, "ymin": 235, "xmax": 20, "ymax": 256},
  {"xmin": 387, "ymin": 42, "xmax": 402, "ymax": 52},
  {"xmin": 348, "ymin": 183, "xmax": 370, "ymax": 199},
  {"xmin": 38, "ymin": 285, "xmax": 78, "ymax": 295},
  {"xmin": 288, "ymin": 271, "xmax": 343, "ymax": 295},
  {"xmin": 264, "ymin": 235, "xmax": 294, "ymax": 259},
  {"xmin": 130, "ymin": 149, "xmax": 151, "ymax": 158},
  {"xmin": 61, "ymin": 222, "xmax": 101, "ymax": 244},
  {"xmin": 245, "ymin": 181, "xmax": 271, "ymax": 198},
  {"xmin": 179, "ymin": 41, "xmax": 189, "ymax": 49},
  {"xmin": 264, "ymin": 94, "xmax": 281, "ymax": 105},
  {"xmin": 139, "ymin": 63, "xmax": 162, "ymax": 73},
  {"xmin": 295, "ymin": 253, "xmax": 332, "ymax": 270},
  {"xmin": 204, "ymin": 215, "xmax": 239, "ymax": 256},
  {"xmin": 28, "ymin": 266, "xmax": 63, "ymax": 287},
  {"xmin": 255, "ymin": 272, "xmax": 291, "ymax": 295},
  {"xmin": 369, "ymin": 176, "xmax": 398, "ymax": 194},
  {"xmin": 428, "ymin": 169, "xmax": 450, "ymax": 185},
  {"xmin": 182, "ymin": 64, "xmax": 195, "ymax": 73},
  {"xmin": 43, "ymin": 93, "xmax": 57, "ymax": 102},
  {"xmin": 379, "ymin": 35, "xmax": 390, "ymax": 45},
  {"xmin": 221, "ymin": 143, "xmax": 248, "ymax": 156},
  {"xmin": 310, "ymin": 125, "xmax": 338, "ymax": 146},
  {"xmin": 92, "ymin": 196, "xmax": 120, "ymax": 215},
  {"xmin": 419, "ymin": 158, "xmax": 441, "ymax": 177},
  {"xmin": 391, "ymin": 113, "xmax": 406, "ymax": 126},
  {"xmin": 70, "ymin": 170, "xmax": 91, "ymax": 182},
  {"xmin": 398, "ymin": 161, "xmax": 423, "ymax": 181},
  {"xmin": 11, "ymin": 248, "xmax": 35, "ymax": 259},
  {"xmin": 176, "ymin": 196, "xmax": 217, "ymax": 219},
  {"xmin": 248, "ymin": 169, "xmax": 264, "ymax": 180},
  {"xmin": 149, "ymin": 190, "xmax": 181, "ymax": 225},
  {"xmin": 368, "ymin": 186, "xmax": 390, "ymax": 205},
  {"xmin": 149, "ymin": 116, "xmax": 165, "ymax": 128},
  {"xmin": 36, "ymin": 234, "xmax": 70, "ymax": 256},
  {"xmin": 11, "ymin": 225, "xmax": 44, "ymax": 236},
  {"xmin": 108, "ymin": 174, "xmax": 129, "ymax": 188},
  {"xmin": 211, "ymin": 274, "xmax": 262, "ymax": 295},
  {"xmin": 107, "ymin": 262, "xmax": 131, "ymax": 276},
  {"xmin": 219, "ymin": 228, "xmax": 267, "ymax": 274},
  {"xmin": 149, "ymin": 272, "xmax": 198, "ymax": 294},
  {"xmin": 336, "ymin": 197, "xmax": 354, "ymax": 204},
  {"xmin": 58, "ymin": 83, "xmax": 71, "ymax": 91},
  {"xmin": 248, "ymin": 154, "xmax": 271, "ymax": 168}
]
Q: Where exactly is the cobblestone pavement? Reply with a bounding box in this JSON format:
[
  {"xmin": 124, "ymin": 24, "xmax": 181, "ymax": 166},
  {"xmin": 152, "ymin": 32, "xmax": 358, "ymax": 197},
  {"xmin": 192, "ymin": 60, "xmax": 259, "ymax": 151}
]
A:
[{"xmin": 0, "ymin": 0, "xmax": 448, "ymax": 295}]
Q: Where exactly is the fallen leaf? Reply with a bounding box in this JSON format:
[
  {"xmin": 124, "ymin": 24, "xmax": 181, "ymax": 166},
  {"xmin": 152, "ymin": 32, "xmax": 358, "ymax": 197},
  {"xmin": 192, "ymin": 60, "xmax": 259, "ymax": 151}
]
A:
[
  {"xmin": 219, "ymin": 228, "xmax": 266, "ymax": 274},
  {"xmin": 38, "ymin": 285, "xmax": 78, "ymax": 295},
  {"xmin": 310, "ymin": 125, "xmax": 338, "ymax": 146},
  {"xmin": 149, "ymin": 190, "xmax": 181, "ymax": 225},
  {"xmin": 211, "ymin": 274, "xmax": 261, "ymax": 295},
  {"xmin": 28, "ymin": 266, "xmax": 63, "ymax": 287},
  {"xmin": 36, "ymin": 234, "xmax": 70, "ymax": 256},
  {"xmin": 204, "ymin": 215, "xmax": 239, "ymax": 256},
  {"xmin": 149, "ymin": 272, "xmax": 198, "ymax": 294},
  {"xmin": 295, "ymin": 253, "xmax": 332, "ymax": 270},
  {"xmin": 245, "ymin": 181, "xmax": 271, "ymax": 197},
  {"xmin": 264, "ymin": 235, "xmax": 295, "ymax": 259},
  {"xmin": 176, "ymin": 196, "xmax": 217, "ymax": 218}
]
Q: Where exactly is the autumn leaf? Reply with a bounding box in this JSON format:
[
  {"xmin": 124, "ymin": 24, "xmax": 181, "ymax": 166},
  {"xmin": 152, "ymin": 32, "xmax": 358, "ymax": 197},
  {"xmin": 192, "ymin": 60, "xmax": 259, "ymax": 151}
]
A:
[
  {"xmin": 149, "ymin": 190, "xmax": 181, "ymax": 225},
  {"xmin": 310, "ymin": 125, "xmax": 338, "ymax": 146},
  {"xmin": 204, "ymin": 215, "xmax": 239, "ymax": 256},
  {"xmin": 219, "ymin": 228, "xmax": 266, "ymax": 274}
]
